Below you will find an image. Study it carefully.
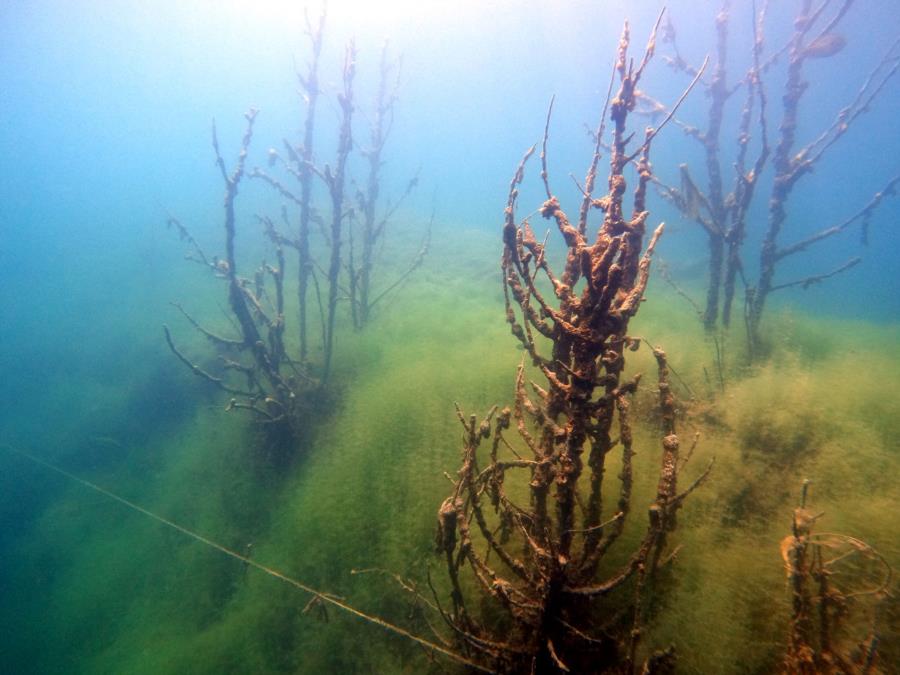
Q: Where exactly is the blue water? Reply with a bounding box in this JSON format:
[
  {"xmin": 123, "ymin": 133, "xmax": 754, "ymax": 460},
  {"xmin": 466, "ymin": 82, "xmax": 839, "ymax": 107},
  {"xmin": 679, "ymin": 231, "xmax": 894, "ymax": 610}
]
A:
[{"xmin": 1, "ymin": 1, "xmax": 898, "ymax": 673}]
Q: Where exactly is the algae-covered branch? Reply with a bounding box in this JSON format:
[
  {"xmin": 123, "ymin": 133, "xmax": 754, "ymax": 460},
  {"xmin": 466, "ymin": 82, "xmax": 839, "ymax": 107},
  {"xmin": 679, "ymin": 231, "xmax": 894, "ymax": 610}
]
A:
[{"xmin": 434, "ymin": 17, "xmax": 712, "ymax": 674}]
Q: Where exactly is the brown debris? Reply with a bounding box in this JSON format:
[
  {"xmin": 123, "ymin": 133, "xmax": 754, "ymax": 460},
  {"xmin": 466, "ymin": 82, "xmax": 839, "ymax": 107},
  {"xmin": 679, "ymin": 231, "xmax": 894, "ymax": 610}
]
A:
[{"xmin": 782, "ymin": 481, "xmax": 891, "ymax": 675}]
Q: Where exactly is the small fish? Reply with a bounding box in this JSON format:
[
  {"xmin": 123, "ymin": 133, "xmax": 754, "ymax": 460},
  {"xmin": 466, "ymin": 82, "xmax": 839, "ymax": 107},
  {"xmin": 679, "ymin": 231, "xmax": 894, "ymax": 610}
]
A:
[{"xmin": 804, "ymin": 33, "xmax": 846, "ymax": 59}]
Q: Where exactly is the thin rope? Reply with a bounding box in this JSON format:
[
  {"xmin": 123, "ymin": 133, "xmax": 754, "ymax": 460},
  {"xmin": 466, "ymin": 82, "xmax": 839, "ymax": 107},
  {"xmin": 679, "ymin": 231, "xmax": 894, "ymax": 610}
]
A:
[{"xmin": 1, "ymin": 443, "xmax": 495, "ymax": 674}]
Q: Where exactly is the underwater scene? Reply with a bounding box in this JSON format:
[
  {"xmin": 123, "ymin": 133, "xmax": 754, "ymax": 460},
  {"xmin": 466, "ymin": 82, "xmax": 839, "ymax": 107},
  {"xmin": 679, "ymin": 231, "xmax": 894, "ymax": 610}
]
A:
[{"xmin": 1, "ymin": 1, "xmax": 898, "ymax": 673}]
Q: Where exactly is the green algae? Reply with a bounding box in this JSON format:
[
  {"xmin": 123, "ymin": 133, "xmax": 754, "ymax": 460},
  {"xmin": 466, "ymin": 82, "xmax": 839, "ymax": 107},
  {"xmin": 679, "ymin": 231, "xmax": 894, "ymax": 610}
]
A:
[{"xmin": 1, "ymin": 225, "xmax": 897, "ymax": 674}]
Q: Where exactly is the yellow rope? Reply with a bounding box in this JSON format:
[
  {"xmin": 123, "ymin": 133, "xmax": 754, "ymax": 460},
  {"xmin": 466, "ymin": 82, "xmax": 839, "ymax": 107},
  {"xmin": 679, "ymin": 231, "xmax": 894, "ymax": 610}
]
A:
[{"xmin": 1, "ymin": 443, "xmax": 495, "ymax": 674}]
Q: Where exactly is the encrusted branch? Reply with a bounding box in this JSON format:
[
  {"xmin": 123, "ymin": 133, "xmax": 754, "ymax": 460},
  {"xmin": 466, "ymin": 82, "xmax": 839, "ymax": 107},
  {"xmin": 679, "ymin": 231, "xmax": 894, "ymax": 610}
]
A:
[
  {"xmin": 782, "ymin": 481, "xmax": 891, "ymax": 673},
  {"xmin": 436, "ymin": 18, "xmax": 707, "ymax": 673}
]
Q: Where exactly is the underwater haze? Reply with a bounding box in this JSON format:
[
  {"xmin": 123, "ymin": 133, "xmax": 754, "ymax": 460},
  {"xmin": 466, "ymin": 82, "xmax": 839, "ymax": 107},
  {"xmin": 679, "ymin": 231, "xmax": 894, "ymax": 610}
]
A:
[{"xmin": 1, "ymin": 1, "xmax": 899, "ymax": 673}]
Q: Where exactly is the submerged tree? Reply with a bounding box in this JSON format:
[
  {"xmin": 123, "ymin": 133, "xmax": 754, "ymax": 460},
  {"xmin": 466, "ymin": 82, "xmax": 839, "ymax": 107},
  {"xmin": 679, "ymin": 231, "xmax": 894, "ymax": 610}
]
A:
[
  {"xmin": 650, "ymin": 1, "xmax": 898, "ymax": 356},
  {"xmin": 348, "ymin": 42, "xmax": 427, "ymax": 331},
  {"xmin": 433, "ymin": 19, "xmax": 711, "ymax": 674},
  {"xmin": 164, "ymin": 109, "xmax": 311, "ymax": 444},
  {"xmin": 270, "ymin": 7, "xmax": 326, "ymax": 366},
  {"xmin": 163, "ymin": 9, "xmax": 354, "ymax": 447},
  {"xmin": 164, "ymin": 11, "xmax": 429, "ymax": 449},
  {"xmin": 254, "ymin": 25, "xmax": 427, "ymax": 384},
  {"xmin": 320, "ymin": 42, "xmax": 356, "ymax": 383},
  {"xmin": 251, "ymin": 19, "xmax": 356, "ymax": 384}
]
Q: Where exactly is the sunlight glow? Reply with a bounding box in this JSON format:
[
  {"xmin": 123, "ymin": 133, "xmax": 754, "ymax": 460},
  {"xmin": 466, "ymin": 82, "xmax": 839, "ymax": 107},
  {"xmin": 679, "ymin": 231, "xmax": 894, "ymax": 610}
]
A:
[{"xmin": 220, "ymin": 0, "xmax": 480, "ymax": 42}]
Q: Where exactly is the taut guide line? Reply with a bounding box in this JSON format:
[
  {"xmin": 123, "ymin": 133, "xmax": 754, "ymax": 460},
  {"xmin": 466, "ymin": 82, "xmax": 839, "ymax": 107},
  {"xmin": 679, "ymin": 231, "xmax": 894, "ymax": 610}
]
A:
[{"xmin": 1, "ymin": 443, "xmax": 495, "ymax": 674}]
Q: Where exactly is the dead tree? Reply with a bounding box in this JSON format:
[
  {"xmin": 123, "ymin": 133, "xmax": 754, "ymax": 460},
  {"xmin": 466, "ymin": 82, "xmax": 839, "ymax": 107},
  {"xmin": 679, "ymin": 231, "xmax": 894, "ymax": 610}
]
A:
[
  {"xmin": 291, "ymin": 7, "xmax": 325, "ymax": 364},
  {"xmin": 164, "ymin": 110, "xmax": 310, "ymax": 442},
  {"xmin": 781, "ymin": 481, "xmax": 891, "ymax": 675},
  {"xmin": 748, "ymin": 1, "xmax": 899, "ymax": 354},
  {"xmin": 245, "ymin": 9, "xmax": 326, "ymax": 366},
  {"xmin": 348, "ymin": 43, "xmax": 425, "ymax": 330},
  {"xmin": 651, "ymin": 1, "xmax": 899, "ymax": 355},
  {"xmin": 434, "ymin": 19, "xmax": 712, "ymax": 674},
  {"xmin": 648, "ymin": 2, "xmax": 772, "ymax": 334},
  {"xmin": 253, "ymin": 32, "xmax": 356, "ymax": 384},
  {"xmin": 321, "ymin": 43, "xmax": 356, "ymax": 382}
]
